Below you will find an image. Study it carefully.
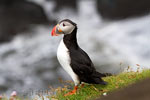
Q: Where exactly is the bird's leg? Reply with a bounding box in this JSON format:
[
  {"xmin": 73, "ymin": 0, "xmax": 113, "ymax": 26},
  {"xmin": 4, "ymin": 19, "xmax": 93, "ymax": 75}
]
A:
[{"xmin": 64, "ymin": 86, "xmax": 78, "ymax": 96}]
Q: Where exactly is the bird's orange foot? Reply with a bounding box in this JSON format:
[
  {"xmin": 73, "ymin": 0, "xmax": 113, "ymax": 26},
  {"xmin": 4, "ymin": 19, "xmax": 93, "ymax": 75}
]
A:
[
  {"xmin": 64, "ymin": 86, "xmax": 78, "ymax": 96},
  {"xmin": 64, "ymin": 90, "xmax": 76, "ymax": 96}
]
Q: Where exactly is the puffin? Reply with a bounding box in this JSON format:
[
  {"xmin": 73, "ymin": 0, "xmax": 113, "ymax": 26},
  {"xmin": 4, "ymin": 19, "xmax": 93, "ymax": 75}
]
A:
[{"xmin": 51, "ymin": 19, "xmax": 107, "ymax": 96}]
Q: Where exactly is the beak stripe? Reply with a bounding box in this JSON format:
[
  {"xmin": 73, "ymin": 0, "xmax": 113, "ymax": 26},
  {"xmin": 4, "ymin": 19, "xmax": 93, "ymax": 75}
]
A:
[{"xmin": 51, "ymin": 25, "xmax": 59, "ymax": 36}]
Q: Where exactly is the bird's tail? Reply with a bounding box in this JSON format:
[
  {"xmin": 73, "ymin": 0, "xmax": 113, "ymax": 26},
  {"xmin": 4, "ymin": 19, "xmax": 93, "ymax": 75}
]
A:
[
  {"xmin": 92, "ymin": 77, "xmax": 107, "ymax": 85},
  {"xmin": 92, "ymin": 71, "xmax": 112, "ymax": 77},
  {"xmin": 90, "ymin": 71, "xmax": 112, "ymax": 85}
]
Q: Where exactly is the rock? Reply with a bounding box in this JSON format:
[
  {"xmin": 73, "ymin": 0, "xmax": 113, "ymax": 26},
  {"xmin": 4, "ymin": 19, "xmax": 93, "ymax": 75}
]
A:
[
  {"xmin": 96, "ymin": 0, "xmax": 150, "ymax": 19},
  {"xmin": 96, "ymin": 78, "xmax": 150, "ymax": 100},
  {"xmin": 53, "ymin": 0, "xmax": 77, "ymax": 11},
  {"xmin": 0, "ymin": 0, "xmax": 50, "ymax": 43}
]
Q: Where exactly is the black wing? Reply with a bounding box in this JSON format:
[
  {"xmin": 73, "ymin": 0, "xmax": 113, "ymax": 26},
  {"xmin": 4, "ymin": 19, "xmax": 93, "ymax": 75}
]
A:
[{"xmin": 69, "ymin": 47, "xmax": 96, "ymax": 77}]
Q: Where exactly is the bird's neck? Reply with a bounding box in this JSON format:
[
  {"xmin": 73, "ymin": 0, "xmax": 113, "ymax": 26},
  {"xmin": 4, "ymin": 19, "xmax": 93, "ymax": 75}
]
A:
[{"xmin": 63, "ymin": 27, "xmax": 79, "ymax": 49}]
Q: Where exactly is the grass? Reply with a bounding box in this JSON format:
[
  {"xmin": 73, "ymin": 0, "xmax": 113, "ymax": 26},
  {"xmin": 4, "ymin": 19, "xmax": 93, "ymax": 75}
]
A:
[
  {"xmin": 52, "ymin": 70, "xmax": 150, "ymax": 100},
  {"xmin": 1, "ymin": 70, "xmax": 150, "ymax": 100}
]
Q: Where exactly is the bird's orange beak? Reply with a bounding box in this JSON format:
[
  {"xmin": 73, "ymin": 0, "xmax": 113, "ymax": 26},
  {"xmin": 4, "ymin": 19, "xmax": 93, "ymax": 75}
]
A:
[
  {"xmin": 51, "ymin": 25, "xmax": 59, "ymax": 36},
  {"xmin": 51, "ymin": 24, "xmax": 63, "ymax": 36}
]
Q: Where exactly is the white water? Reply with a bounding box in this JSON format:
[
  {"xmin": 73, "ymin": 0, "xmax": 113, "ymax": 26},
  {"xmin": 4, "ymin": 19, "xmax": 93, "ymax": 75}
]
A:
[{"xmin": 0, "ymin": 0, "xmax": 150, "ymax": 96}]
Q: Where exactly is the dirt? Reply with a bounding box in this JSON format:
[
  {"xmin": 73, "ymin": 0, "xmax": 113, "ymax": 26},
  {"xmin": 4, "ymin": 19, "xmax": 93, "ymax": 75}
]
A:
[{"xmin": 96, "ymin": 78, "xmax": 150, "ymax": 100}]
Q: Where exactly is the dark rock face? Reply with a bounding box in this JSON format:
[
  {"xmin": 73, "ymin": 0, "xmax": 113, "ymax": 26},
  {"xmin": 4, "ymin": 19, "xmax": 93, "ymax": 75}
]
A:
[
  {"xmin": 53, "ymin": 0, "xmax": 77, "ymax": 11},
  {"xmin": 96, "ymin": 78, "xmax": 150, "ymax": 100},
  {"xmin": 96, "ymin": 0, "xmax": 150, "ymax": 19},
  {"xmin": 0, "ymin": 0, "xmax": 50, "ymax": 43}
]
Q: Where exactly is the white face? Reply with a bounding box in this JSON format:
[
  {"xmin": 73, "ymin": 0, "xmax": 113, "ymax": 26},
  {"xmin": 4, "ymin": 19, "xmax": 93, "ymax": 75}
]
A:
[{"xmin": 57, "ymin": 21, "xmax": 75, "ymax": 35}]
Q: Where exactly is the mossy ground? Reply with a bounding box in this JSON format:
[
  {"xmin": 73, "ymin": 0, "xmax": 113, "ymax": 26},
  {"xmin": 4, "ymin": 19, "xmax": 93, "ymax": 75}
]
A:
[
  {"xmin": 52, "ymin": 70, "xmax": 150, "ymax": 100},
  {"xmin": 1, "ymin": 70, "xmax": 150, "ymax": 100}
]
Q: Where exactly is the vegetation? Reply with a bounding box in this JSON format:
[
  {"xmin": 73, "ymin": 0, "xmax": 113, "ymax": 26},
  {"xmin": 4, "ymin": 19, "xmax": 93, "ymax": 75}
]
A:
[
  {"xmin": 52, "ymin": 70, "xmax": 150, "ymax": 100},
  {"xmin": 1, "ymin": 70, "xmax": 150, "ymax": 100}
]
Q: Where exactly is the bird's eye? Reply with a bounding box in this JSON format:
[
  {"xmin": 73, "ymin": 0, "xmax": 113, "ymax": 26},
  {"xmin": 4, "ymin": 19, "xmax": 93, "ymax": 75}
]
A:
[{"xmin": 63, "ymin": 23, "xmax": 66, "ymax": 27}]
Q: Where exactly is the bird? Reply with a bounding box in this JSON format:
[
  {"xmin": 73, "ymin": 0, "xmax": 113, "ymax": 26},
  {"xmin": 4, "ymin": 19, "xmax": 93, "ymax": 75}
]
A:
[{"xmin": 51, "ymin": 19, "xmax": 108, "ymax": 96}]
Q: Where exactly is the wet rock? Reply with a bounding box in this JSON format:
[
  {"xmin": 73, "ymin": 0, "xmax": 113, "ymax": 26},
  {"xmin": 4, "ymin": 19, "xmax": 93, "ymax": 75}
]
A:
[
  {"xmin": 53, "ymin": 0, "xmax": 77, "ymax": 11},
  {"xmin": 0, "ymin": 0, "xmax": 50, "ymax": 43},
  {"xmin": 96, "ymin": 0, "xmax": 150, "ymax": 19},
  {"xmin": 96, "ymin": 78, "xmax": 150, "ymax": 100}
]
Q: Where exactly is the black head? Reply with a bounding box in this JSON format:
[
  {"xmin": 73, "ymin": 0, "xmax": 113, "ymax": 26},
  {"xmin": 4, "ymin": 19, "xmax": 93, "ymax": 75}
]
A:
[{"xmin": 51, "ymin": 19, "xmax": 77, "ymax": 36}]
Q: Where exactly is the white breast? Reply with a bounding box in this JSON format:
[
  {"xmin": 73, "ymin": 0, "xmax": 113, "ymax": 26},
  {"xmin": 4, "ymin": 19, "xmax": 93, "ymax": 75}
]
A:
[{"xmin": 57, "ymin": 40, "xmax": 79, "ymax": 85}]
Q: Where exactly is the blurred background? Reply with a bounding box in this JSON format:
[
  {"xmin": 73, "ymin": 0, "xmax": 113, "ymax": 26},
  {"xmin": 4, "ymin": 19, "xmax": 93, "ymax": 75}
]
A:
[{"xmin": 0, "ymin": 0, "xmax": 150, "ymax": 96}]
